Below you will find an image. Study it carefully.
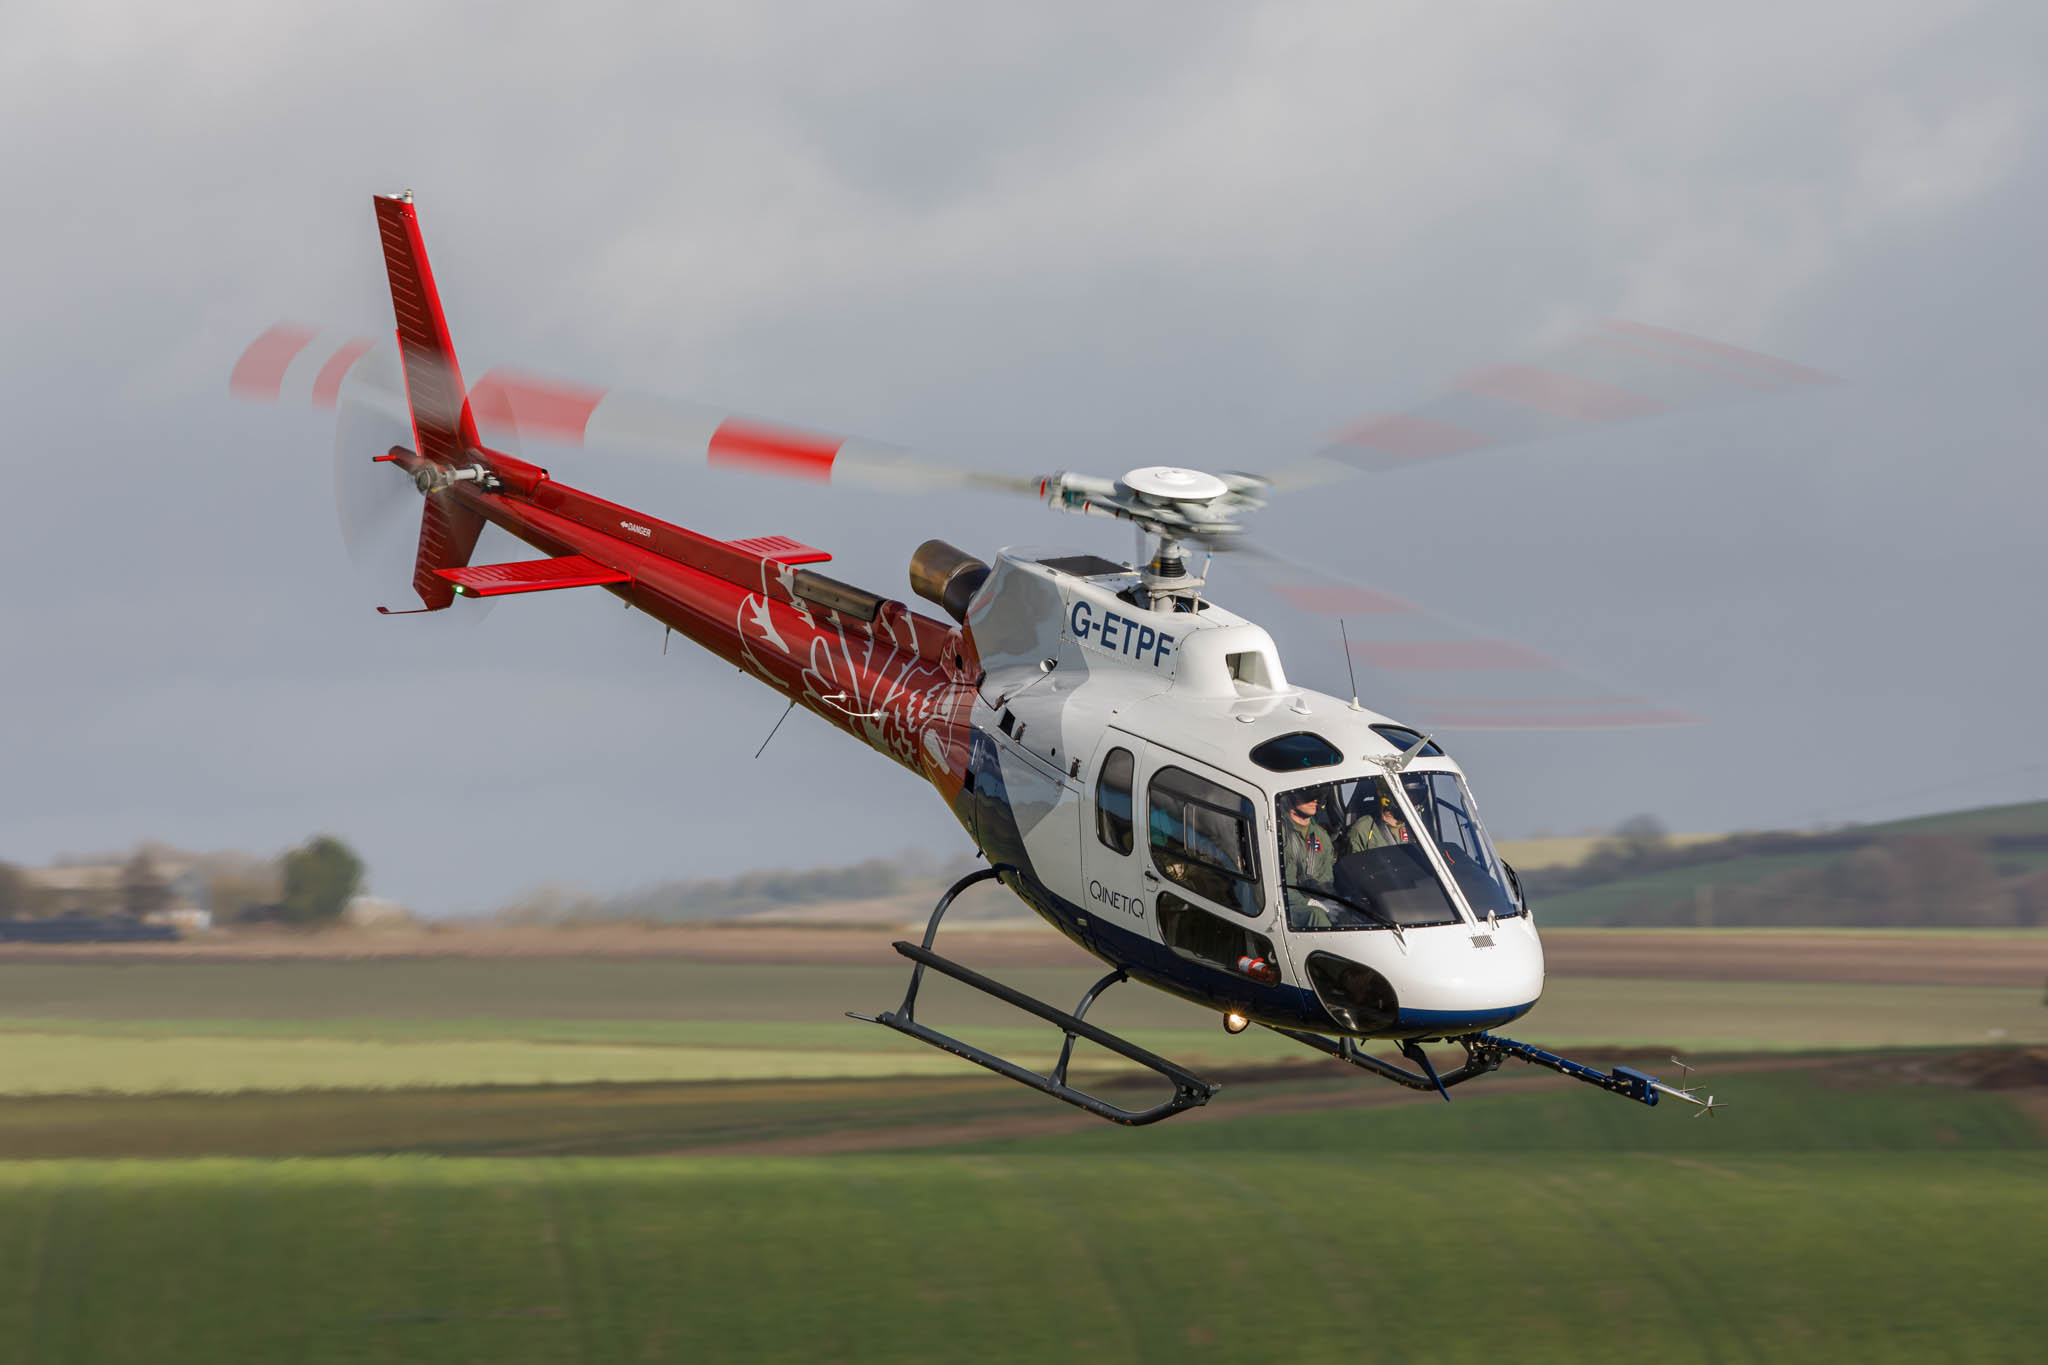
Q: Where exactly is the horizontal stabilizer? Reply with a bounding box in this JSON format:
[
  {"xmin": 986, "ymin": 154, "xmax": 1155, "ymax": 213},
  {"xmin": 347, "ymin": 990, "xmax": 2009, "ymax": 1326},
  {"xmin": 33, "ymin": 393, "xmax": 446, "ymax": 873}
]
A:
[
  {"xmin": 433, "ymin": 555, "xmax": 630, "ymax": 598},
  {"xmin": 727, "ymin": 535, "xmax": 831, "ymax": 565}
]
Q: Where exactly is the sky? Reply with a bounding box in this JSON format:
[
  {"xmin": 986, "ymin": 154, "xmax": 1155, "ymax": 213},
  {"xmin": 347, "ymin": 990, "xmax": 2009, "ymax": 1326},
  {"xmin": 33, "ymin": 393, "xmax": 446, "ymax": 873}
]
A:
[{"xmin": 2, "ymin": 1, "xmax": 2043, "ymax": 914}]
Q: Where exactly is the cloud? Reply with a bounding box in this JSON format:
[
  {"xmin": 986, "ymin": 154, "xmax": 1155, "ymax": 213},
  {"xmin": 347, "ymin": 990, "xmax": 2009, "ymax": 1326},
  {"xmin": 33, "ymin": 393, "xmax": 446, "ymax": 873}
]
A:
[{"xmin": 3, "ymin": 1, "xmax": 2045, "ymax": 907}]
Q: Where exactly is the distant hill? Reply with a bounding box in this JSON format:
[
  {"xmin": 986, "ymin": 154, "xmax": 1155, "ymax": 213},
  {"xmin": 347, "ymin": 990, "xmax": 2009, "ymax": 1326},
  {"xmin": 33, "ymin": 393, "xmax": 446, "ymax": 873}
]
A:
[
  {"xmin": 480, "ymin": 801, "xmax": 2048, "ymax": 932},
  {"xmin": 1521, "ymin": 799, "xmax": 2048, "ymax": 928},
  {"xmin": 490, "ymin": 853, "xmax": 984, "ymax": 926},
  {"xmin": 1859, "ymin": 799, "xmax": 2048, "ymax": 840},
  {"xmin": 1496, "ymin": 833, "xmax": 1721, "ymax": 871}
]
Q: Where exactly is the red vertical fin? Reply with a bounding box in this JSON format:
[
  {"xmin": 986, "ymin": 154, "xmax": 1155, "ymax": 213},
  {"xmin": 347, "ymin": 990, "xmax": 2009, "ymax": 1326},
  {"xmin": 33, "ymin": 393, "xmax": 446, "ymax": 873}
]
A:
[
  {"xmin": 372, "ymin": 192, "xmax": 488, "ymax": 610},
  {"xmin": 413, "ymin": 496, "xmax": 487, "ymax": 611},
  {"xmin": 372, "ymin": 192, "xmax": 481, "ymax": 465}
]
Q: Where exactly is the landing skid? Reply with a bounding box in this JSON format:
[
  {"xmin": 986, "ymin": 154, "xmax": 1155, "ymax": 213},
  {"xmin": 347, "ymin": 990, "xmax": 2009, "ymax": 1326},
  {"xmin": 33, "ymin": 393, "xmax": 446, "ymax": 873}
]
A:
[
  {"xmin": 1269, "ymin": 1027, "xmax": 1719, "ymax": 1114},
  {"xmin": 849, "ymin": 866, "xmax": 1220, "ymax": 1126}
]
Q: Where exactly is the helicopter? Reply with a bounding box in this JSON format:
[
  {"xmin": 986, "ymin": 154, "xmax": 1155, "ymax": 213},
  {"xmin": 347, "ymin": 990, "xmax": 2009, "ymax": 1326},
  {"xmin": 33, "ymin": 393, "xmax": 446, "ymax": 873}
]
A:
[{"xmin": 231, "ymin": 192, "xmax": 1832, "ymax": 1123}]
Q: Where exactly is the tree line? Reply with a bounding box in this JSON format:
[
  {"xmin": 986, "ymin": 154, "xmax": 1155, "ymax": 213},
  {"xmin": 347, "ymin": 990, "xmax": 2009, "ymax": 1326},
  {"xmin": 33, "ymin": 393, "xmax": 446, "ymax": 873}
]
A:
[{"xmin": 0, "ymin": 836, "xmax": 367, "ymax": 928}]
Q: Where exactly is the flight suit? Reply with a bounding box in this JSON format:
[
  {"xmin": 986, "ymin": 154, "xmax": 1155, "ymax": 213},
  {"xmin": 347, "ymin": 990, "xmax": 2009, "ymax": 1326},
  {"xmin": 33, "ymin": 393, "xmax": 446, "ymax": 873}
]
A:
[
  {"xmin": 1340, "ymin": 814, "xmax": 1412, "ymax": 857},
  {"xmin": 1281, "ymin": 815, "xmax": 1336, "ymax": 930}
]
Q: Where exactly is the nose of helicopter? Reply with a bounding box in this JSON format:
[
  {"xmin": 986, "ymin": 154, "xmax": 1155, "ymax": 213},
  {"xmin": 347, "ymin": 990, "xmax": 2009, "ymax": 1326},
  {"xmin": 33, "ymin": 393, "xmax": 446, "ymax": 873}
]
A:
[{"xmin": 1297, "ymin": 916, "xmax": 1545, "ymax": 1037}]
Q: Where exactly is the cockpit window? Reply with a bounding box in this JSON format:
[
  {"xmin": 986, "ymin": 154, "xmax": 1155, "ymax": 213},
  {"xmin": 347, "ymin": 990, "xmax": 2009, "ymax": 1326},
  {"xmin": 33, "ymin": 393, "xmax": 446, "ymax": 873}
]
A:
[
  {"xmin": 1275, "ymin": 776, "xmax": 1463, "ymax": 931},
  {"xmin": 1401, "ymin": 771, "xmax": 1523, "ymax": 919},
  {"xmin": 1370, "ymin": 725, "xmax": 1443, "ymax": 758},
  {"xmin": 1148, "ymin": 765, "xmax": 1262, "ymax": 917},
  {"xmin": 1249, "ymin": 732, "xmax": 1342, "ymax": 772}
]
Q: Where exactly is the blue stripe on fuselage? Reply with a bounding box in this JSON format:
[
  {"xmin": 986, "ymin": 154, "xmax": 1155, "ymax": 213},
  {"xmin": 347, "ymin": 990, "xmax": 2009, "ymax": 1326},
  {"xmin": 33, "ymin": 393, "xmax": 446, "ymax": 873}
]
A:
[{"xmin": 1393, "ymin": 1002, "xmax": 1537, "ymax": 1034}]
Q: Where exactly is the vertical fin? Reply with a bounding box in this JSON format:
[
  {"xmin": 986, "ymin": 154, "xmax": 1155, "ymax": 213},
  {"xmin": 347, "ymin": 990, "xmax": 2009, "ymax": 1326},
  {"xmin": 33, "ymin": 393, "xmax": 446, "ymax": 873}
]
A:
[
  {"xmin": 372, "ymin": 192, "xmax": 481, "ymax": 465},
  {"xmin": 412, "ymin": 496, "xmax": 487, "ymax": 611},
  {"xmin": 372, "ymin": 192, "xmax": 488, "ymax": 610}
]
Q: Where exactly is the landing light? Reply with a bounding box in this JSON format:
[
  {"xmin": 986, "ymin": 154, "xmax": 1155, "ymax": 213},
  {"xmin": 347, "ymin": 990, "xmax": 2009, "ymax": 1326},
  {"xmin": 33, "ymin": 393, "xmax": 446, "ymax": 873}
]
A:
[{"xmin": 1223, "ymin": 1012, "xmax": 1250, "ymax": 1034}]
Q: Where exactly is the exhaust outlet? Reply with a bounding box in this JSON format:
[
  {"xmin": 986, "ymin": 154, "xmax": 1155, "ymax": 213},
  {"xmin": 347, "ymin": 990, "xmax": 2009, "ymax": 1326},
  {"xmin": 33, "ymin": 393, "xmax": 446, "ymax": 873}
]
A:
[{"xmin": 909, "ymin": 539, "xmax": 991, "ymax": 623}]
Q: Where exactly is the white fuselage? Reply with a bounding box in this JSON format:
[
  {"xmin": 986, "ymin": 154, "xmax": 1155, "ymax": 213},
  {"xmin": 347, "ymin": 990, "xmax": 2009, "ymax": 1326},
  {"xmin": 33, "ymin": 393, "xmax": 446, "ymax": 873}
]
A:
[{"xmin": 958, "ymin": 549, "xmax": 1543, "ymax": 1039}]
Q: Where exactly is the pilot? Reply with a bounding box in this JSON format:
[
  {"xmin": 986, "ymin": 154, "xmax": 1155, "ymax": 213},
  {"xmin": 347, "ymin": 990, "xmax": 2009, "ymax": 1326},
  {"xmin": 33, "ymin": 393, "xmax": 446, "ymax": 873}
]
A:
[
  {"xmin": 1341, "ymin": 783, "xmax": 1412, "ymax": 855},
  {"xmin": 1281, "ymin": 790, "xmax": 1335, "ymax": 930}
]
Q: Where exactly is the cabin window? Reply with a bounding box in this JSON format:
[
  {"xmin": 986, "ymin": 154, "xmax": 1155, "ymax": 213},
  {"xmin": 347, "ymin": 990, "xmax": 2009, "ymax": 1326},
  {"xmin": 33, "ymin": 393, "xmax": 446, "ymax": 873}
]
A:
[
  {"xmin": 1249, "ymin": 732, "xmax": 1342, "ymax": 772},
  {"xmin": 1148, "ymin": 765, "xmax": 1262, "ymax": 917},
  {"xmin": 1370, "ymin": 725, "xmax": 1443, "ymax": 758},
  {"xmin": 1158, "ymin": 891, "xmax": 1276, "ymax": 975},
  {"xmin": 1095, "ymin": 747, "xmax": 1135, "ymax": 855}
]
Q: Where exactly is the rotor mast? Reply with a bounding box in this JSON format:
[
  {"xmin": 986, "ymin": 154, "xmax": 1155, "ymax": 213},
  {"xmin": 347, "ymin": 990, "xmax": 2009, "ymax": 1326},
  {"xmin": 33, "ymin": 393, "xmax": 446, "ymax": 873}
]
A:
[{"xmin": 1140, "ymin": 532, "xmax": 1202, "ymax": 612}]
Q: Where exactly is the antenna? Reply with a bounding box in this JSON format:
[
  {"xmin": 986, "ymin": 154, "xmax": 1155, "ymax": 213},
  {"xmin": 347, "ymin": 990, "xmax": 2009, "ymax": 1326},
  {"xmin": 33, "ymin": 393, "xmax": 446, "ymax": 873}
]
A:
[
  {"xmin": 754, "ymin": 698, "xmax": 798, "ymax": 759},
  {"xmin": 1654, "ymin": 1056, "xmax": 1721, "ymax": 1117},
  {"xmin": 1339, "ymin": 618, "xmax": 1361, "ymax": 710}
]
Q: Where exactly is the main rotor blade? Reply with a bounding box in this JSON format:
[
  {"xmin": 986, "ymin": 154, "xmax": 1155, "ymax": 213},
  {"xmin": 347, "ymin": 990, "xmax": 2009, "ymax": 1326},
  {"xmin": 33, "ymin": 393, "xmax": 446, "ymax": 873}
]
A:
[
  {"xmin": 232, "ymin": 324, "xmax": 1044, "ymax": 498},
  {"xmin": 1232, "ymin": 542, "xmax": 1697, "ymax": 732},
  {"xmin": 1262, "ymin": 319, "xmax": 1838, "ymax": 492},
  {"xmin": 466, "ymin": 366, "xmax": 1042, "ymax": 496}
]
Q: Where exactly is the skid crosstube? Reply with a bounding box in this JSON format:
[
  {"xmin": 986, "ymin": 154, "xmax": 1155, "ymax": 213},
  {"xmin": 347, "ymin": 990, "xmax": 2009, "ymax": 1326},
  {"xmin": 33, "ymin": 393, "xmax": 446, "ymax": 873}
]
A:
[
  {"xmin": 854, "ymin": 941, "xmax": 1219, "ymax": 1127},
  {"xmin": 849, "ymin": 865, "xmax": 1218, "ymax": 1125},
  {"xmin": 850, "ymin": 865, "xmax": 1219, "ymax": 1125}
]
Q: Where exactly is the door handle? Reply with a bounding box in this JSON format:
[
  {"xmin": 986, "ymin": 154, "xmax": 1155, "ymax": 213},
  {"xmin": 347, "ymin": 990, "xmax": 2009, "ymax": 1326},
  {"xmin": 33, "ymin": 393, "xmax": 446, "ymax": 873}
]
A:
[{"xmin": 1142, "ymin": 870, "xmax": 1161, "ymax": 886}]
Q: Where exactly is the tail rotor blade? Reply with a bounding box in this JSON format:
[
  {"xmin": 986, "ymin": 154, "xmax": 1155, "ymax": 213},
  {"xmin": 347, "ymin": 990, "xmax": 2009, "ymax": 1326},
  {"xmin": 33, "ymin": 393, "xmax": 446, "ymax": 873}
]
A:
[
  {"xmin": 330, "ymin": 341, "xmax": 491, "ymax": 624},
  {"xmin": 332, "ymin": 341, "xmax": 416, "ymax": 571}
]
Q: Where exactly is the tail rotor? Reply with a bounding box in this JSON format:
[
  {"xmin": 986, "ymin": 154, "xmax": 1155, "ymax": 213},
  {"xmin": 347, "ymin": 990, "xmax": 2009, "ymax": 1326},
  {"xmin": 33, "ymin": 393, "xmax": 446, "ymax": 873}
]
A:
[{"xmin": 330, "ymin": 339, "xmax": 500, "ymax": 621}]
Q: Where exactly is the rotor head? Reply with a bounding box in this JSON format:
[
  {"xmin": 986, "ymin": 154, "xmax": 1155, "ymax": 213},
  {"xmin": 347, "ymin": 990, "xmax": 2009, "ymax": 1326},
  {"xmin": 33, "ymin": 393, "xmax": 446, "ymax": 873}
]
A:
[{"xmin": 1041, "ymin": 465, "xmax": 1269, "ymax": 546}]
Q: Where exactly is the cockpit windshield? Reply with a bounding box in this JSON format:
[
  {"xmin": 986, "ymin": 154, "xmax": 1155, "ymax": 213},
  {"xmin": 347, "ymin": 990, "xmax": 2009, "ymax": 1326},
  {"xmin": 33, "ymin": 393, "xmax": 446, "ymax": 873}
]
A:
[
  {"xmin": 1274, "ymin": 776, "xmax": 1464, "ymax": 931},
  {"xmin": 1400, "ymin": 770, "xmax": 1524, "ymax": 920}
]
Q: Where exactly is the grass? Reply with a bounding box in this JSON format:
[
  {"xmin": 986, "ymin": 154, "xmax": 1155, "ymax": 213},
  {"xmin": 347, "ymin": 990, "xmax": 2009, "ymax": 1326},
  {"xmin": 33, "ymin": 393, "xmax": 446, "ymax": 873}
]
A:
[
  {"xmin": 0, "ymin": 1030, "xmax": 999, "ymax": 1094},
  {"xmin": 0, "ymin": 1149, "xmax": 2038, "ymax": 1363},
  {"xmin": 0, "ymin": 976, "xmax": 2038, "ymax": 1095},
  {"xmin": 0, "ymin": 953, "xmax": 2038, "ymax": 1095},
  {"xmin": 0, "ymin": 1051, "xmax": 2033, "ymax": 1161},
  {"xmin": 0, "ymin": 1075, "xmax": 1043, "ymax": 1159},
  {"xmin": 0, "ymin": 949, "xmax": 2041, "ymax": 1362},
  {"xmin": 931, "ymin": 1061, "xmax": 2048, "ymax": 1155},
  {"xmin": 1506, "ymin": 978, "xmax": 2047, "ymax": 1051}
]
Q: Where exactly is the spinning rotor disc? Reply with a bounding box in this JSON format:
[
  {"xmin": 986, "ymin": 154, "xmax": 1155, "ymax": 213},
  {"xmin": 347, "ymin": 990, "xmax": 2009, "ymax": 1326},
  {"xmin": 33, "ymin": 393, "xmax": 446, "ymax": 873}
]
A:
[{"xmin": 239, "ymin": 312, "xmax": 1834, "ymax": 724}]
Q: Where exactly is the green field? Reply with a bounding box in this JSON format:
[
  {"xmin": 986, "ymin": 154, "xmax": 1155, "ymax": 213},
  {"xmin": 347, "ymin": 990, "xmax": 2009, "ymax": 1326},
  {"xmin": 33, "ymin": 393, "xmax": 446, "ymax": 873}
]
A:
[
  {"xmin": 0, "ymin": 950, "xmax": 2042, "ymax": 1362},
  {"xmin": 0, "ymin": 960, "xmax": 2039, "ymax": 1098},
  {"xmin": 0, "ymin": 1146, "xmax": 2039, "ymax": 1362}
]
